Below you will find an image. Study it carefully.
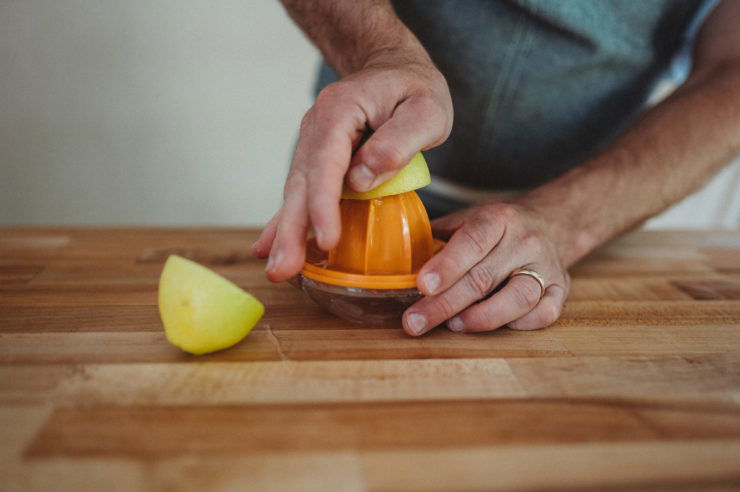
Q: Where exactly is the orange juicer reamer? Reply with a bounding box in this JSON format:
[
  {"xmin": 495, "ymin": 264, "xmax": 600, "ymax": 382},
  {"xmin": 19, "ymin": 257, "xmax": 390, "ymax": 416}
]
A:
[{"xmin": 292, "ymin": 190, "xmax": 438, "ymax": 324}]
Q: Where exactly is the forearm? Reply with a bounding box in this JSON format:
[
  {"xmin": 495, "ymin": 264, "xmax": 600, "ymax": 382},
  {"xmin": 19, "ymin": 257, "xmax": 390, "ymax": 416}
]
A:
[
  {"xmin": 522, "ymin": 64, "xmax": 740, "ymax": 267},
  {"xmin": 279, "ymin": 0, "xmax": 430, "ymax": 75}
]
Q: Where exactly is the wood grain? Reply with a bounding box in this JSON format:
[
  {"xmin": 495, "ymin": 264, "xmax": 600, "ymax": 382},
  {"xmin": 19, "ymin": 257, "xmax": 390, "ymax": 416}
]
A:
[
  {"xmin": 1, "ymin": 227, "xmax": 740, "ymax": 491},
  {"xmin": 25, "ymin": 399, "xmax": 740, "ymax": 458},
  {"xmin": 51, "ymin": 359, "xmax": 526, "ymax": 405},
  {"xmin": 359, "ymin": 442, "xmax": 740, "ymax": 491}
]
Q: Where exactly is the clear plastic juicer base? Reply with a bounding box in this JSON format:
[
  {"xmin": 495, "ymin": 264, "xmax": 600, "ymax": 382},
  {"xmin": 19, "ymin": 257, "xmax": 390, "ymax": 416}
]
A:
[{"xmin": 291, "ymin": 275, "xmax": 422, "ymax": 325}]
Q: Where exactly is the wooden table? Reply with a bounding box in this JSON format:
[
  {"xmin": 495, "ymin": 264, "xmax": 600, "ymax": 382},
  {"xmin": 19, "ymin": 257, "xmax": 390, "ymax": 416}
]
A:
[{"xmin": 1, "ymin": 227, "xmax": 739, "ymax": 491}]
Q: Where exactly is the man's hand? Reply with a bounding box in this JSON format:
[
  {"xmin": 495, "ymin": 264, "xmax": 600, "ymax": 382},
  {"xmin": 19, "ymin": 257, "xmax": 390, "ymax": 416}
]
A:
[
  {"xmin": 401, "ymin": 0, "xmax": 740, "ymax": 336},
  {"xmin": 403, "ymin": 202, "xmax": 571, "ymax": 336},
  {"xmin": 252, "ymin": 0, "xmax": 452, "ymax": 282}
]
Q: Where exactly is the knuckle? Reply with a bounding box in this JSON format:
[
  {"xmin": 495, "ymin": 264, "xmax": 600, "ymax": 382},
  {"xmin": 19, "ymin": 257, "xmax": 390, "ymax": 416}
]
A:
[
  {"xmin": 510, "ymin": 280, "xmax": 540, "ymax": 310},
  {"xmin": 476, "ymin": 206, "xmax": 499, "ymax": 223},
  {"xmin": 519, "ymin": 232, "xmax": 544, "ymax": 255},
  {"xmin": 517, "ymin": 304, "xmax": 559, "ymax": 331},
  {"xmin": 286, "ymin": 170, "xmax": 306, "ymax": 188},
  {"xmin": 431, "ymin": 294, "xmax": 457, "ymax": 320},
  {"xmin": 459, "ymin": 225, "xmax": 490, "ymax": 258},
  {"xmin": 413, "ymin": 95, "xmax": 438, "ymax": 120},
  {"xmin": 463, "ymin": 309, "xmax": 499, "ymax": 332},
  {"xmin": 313, "ymin": 83, "xmax": 355, "ymax": 123},
  {"xmin": 541, "ymin": 303, "xmax": 561, "ymax": 327},
  {"xmin": 492, "ymin": 203, "xmax": 517, "ymax": 222},
  {"xmin": 282, "ymin": 172, "xmax": 306, "ymax": 199},
  {"xmin": 315, "ymin": 82, "xmax": 344, "ymax": 106},
  {"xmin": 467, "ymin": 265, "xmax": 496, "ymax": 298},
  {"xmin": 414, "ymin": 99, "xmax": 449, "ymax": 145},
  {"xmin": 308, "ymin": 196, "xmax": 325, "ymax": 219},
  {"xmin": 430, "ymin": 125, "xmax": 449, "ymax": 146},
  {"xmin": 434, "ymin": 255, "xmax": 463, "ymax": 281},
  {"xmin": 366, "ymin": 140, "xmax": 406, "ymax": 171},
  {"xmin": 475, "ymin": 209, "xmax": 505, "ymax": 238}
]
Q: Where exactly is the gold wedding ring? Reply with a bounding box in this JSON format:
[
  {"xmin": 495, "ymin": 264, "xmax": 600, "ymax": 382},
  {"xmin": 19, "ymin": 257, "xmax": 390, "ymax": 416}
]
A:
[{"xmin": 509, "ymin": 268, "xmax": 546, "ymax": 300}]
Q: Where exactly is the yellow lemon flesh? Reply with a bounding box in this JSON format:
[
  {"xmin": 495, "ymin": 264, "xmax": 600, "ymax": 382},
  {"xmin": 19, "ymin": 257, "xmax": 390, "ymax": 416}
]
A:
[
  {"xmin": 158, "ymin": 255, "xmax": 264, "ymax": 355},
  {"xmin": 341, "ymin": 151, "xmax": 431, "ymax": 200}
]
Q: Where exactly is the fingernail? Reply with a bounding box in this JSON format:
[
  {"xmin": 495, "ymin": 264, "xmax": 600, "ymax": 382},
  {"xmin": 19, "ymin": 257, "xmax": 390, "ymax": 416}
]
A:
[
  {"xmin": 406, "ymin": 312, "xmax": 427, "ymax": 336},
  {"xmin": 266, "ymin": 250, "xmax": 283, "ymax": 272},
  {"xmin": 422, "ymin": 272, "xmax": 440, "ymax": 294},
  {"xmin": 348, "ymin": 164, "xmax": 375, "ymax": 192},
  {"xmin": 448, "ymin": 316, "xmax": 465, "ymax": 332},
  {"xmin": 315, "ymin": 229, "xmax": 324, "ymax": 247}
]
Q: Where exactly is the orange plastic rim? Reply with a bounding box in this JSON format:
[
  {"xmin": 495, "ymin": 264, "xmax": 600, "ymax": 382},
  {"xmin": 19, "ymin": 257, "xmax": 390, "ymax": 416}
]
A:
[
  {"xmin": 301, "ymin": 263, "xmax": 419, "ymax": 289},
  {"xmin": 301, "ymin": 238, "xmax": 445, "ymax": 290}
]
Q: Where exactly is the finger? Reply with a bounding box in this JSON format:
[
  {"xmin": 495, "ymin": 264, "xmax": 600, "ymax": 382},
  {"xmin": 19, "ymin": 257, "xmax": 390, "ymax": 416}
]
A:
[
  {"xmin": 402, "ymin": 247, "xmax": 516, "ymax": 336},
  {"xmin": 251, "ymin": 212, "xmax": 280, "ymax": 258},
  {"xmin": 265, "ymin": 172, "xmax": 310, "ymax": 282},
  {"xmin": 430, "ymin": 219, "xmax": 465, "ymax": 240},
  {"xmin": 446, "ymin": 274, "xmax": 543, "ymax": 333},
  {"xmin": 303, "ymin": 105, "xmax": 366, "ymax": 251},
  {"xmin": 431, "ymin": 200, "xmax": 514, "ymax": 238},
  {"xmin": 429, "ymin": 210, "xmax": 470, "ymax": 240},
  {"xmin": 347, "ymin": 96, "xmax": 449, "ymax": 192},
  {"xmin": 416, "ymin": 214, "xmax": 506, "ymax": 296},
  {"xmin": 507, "ymin": 285, "xmax": 567, "ymax": 331}
]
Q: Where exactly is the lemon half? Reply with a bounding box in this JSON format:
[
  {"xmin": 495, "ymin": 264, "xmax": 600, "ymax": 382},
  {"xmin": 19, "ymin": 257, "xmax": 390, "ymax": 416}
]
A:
[
  {"xmin": 341, "ymin": 151, "xmax": 431, "ymax": 200},
  {"xmin": 158, "ymin": 255, "xmax": 264, "ymax": 355}
]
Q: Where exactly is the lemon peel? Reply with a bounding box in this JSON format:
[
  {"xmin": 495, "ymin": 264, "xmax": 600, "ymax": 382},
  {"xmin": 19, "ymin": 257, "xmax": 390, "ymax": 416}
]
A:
[
  {"xmin": 158, "ymin": 255, "xmax": 264, "ymax": 355},
  {"xmin": 342, "ymin": 151, "xmax": 431, "ymax": 200}
]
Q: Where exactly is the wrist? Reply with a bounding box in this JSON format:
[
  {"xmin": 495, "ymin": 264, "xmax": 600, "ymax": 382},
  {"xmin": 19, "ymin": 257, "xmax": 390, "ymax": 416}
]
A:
[
  {"xmin": 512, "ymin": 183, "xmax": 600, "ymax": 268},
  {"xmin": 358, "ymin": 29, "xmax": 433, "ymax": 72},
  {"xmin": 282, "ymin": 0, "xmax": 430, "ymax": 77},
  {"xmin": 338, "ymin": 22, "xmax": 434, "ymax": 79}
]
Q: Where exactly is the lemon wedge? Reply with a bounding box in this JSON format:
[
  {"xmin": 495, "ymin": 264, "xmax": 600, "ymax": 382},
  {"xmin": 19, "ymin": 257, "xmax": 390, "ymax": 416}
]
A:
[
  {"xmin": 158, "ymin": 255, "xmax": 264, "ymax": 355},
  {"xmin": 341, "ymin": 151, "xmax": 431, "ymax": 200}
]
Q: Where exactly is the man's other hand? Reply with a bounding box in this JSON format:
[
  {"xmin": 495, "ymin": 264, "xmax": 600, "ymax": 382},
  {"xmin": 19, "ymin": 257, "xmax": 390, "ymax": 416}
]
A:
[{"xmin": 252, "ymin": 57, "xmax": 452, "ymax": 282}]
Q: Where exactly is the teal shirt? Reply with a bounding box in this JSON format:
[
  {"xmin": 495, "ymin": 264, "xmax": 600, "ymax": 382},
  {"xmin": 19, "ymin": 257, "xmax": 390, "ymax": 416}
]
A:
[{"xmin": 317, "ymin": 0, "xmax": 716, "ymax": 195}]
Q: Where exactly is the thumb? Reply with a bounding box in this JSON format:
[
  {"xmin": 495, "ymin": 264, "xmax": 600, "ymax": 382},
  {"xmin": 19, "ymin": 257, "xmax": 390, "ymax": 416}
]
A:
[{"xmin": 347, "ymin": 97, "xmax": 449, "ymax": 192}]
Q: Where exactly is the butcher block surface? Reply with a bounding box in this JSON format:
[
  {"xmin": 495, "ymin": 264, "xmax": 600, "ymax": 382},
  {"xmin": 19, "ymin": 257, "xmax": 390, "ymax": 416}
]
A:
[{"xmin": 1, "ymin": 227, "xmax": 739, "ymax": 491}]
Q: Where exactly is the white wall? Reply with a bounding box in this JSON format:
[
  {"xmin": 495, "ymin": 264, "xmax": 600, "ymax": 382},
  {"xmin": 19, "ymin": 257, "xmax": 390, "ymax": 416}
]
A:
[
  {"xmin": 0, "ymin": 0, "xmax": 319, "ymax": 226},
  {"xmin": 0, "ymin": 0, "xmax": 737, "ymax": 228}
]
